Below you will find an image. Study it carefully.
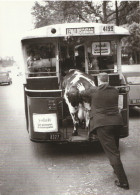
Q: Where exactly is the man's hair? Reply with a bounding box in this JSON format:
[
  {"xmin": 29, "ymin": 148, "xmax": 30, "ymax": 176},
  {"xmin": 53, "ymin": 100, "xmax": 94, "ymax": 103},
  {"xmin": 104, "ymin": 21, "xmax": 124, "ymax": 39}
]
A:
[{"xmin": 98, "ymin": 72, "xmax": 109, "ymax": 83}]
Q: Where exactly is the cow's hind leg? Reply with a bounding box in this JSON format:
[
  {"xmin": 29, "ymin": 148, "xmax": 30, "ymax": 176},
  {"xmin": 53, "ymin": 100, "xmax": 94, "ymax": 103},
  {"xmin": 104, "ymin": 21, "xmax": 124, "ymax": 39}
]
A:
[
  {"xmin": 64, "ymin": 93, "xmax": 79, "ymax": 136},
  {"xmin": 71, "ymin": 112, "xmax": 79, "ymax": 136}
]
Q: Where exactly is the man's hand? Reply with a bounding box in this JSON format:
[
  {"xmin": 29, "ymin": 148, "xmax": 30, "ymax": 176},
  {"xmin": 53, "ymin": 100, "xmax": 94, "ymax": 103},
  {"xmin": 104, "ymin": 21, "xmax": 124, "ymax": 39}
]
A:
[{"xmin": 77, "ymin": 83, "xmax": 85, "ymax": 92}]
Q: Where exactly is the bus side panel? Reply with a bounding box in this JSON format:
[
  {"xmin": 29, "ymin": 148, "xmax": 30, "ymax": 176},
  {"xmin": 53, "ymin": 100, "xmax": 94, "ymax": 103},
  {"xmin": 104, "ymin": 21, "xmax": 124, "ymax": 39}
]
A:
[
  {"xmin": 26, "ymin": 96, "xmax": 63, "ymax": 142},
  {"xmin": 120, "ymin": 92, "xmax": 129, "ymax": 138},
  {"xmin": 23, "ymin": 84, "xmax": 29, "ymax": 132}
]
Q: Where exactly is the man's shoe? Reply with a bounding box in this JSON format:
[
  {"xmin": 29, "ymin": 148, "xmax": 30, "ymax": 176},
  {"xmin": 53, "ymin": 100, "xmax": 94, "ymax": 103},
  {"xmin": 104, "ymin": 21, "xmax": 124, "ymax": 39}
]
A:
[{"xmin": 115, "ymin": 180, "xmax": 129, "ymax": 190}]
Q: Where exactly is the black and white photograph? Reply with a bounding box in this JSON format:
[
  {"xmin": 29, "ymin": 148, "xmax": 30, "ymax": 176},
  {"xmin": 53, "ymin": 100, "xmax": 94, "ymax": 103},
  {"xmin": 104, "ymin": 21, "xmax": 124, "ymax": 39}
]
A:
[{"xmin": 0, "ymin": 0, "xmax": 140, "ymax": 194}]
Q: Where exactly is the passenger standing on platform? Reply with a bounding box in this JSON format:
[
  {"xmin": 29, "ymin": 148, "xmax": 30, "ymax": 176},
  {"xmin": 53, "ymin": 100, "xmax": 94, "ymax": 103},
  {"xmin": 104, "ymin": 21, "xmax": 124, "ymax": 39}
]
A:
[{"xmin": 77, "ymin": 72, "xmax": 129, "ymax": 190}]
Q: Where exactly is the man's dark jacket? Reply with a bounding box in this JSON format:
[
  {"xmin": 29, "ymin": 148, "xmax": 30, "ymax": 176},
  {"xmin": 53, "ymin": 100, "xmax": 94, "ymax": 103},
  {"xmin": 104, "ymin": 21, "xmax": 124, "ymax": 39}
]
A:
[{"xmin": 87, "ymin": 83, "xmax": 123, "ymax": 131}]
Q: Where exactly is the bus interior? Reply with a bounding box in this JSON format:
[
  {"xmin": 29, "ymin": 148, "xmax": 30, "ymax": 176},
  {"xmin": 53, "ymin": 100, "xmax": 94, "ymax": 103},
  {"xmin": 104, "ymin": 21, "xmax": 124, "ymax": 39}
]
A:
[{"xmin": 23, "ymin": 37, "xmax": 121, "ymax": 89}]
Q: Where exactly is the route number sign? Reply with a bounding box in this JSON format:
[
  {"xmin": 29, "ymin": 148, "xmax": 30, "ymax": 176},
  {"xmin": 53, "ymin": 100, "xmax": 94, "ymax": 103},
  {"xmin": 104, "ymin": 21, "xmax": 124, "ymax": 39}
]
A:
[{"xmin": 101, "ymin": 25, "xmax": 114, "ymax": 33}]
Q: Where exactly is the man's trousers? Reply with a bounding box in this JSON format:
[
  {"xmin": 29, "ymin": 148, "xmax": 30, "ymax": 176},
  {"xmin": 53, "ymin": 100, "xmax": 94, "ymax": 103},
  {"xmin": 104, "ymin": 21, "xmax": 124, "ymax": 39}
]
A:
[{"xmin": 96, "ymin": 125, "xmax": 128, "ymax": 184}]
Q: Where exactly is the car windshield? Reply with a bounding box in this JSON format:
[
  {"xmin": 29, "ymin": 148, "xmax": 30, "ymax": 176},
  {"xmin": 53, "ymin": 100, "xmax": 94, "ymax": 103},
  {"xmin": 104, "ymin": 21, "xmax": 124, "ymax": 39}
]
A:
[{"xmin": 127, "ymin": 76, "xmax": 140, "ymax": 84}]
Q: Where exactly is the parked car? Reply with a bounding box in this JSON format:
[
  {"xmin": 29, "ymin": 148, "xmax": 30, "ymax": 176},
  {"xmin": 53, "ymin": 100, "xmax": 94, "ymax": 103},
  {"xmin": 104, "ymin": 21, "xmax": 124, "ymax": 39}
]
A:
[
  {"xmin": 122, "ymin": 65, "xmax": 140, "ymax": 107},
  {"xmin": 0, "ymin": 71, "xmax": 12, "ymax": 85}
]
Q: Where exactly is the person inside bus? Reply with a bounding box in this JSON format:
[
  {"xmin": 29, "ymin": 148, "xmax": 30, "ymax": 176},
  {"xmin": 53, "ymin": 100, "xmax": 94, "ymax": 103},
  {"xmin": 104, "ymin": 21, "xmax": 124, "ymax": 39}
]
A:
[
  {"xmin": 97, "ymin": 55, "xmax": 114, "ymax": 73},
  {"xmin": 88, "ymin": 52, "xmax": 99, "ymax": 74},
  {"xmin": 75, "ymin": 46, "xmax": 85, "ymax": 72},
  {"xmin": 61, "ymin": 56, "xmax": 75, "ymax": 76},
  {"xmin": 27, "ymin": 51, "xmax": 35, "ymax": 68},
  {"xmin": 60, "ymin": 48, "xmax": 75, "ymax": 76},
  {"xmin": 77, "ymin": 72, "xmax": 129, "ymax": 190}
]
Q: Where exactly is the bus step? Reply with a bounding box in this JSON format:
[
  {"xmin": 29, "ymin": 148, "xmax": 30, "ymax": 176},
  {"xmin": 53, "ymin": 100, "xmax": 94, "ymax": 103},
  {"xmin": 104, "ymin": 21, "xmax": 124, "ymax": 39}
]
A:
[{"xmin": 69, "ymin": 135, "xmax": 89, "ymax": 142}]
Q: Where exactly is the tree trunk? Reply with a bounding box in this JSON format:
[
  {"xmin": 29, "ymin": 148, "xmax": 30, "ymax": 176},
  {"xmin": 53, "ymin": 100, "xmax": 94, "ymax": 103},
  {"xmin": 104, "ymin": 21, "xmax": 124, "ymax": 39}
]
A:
[
  {"xmin": 134, "ymin": 52, "xmax": 137, "ymax": 64},
  {"xmin": 115, "ymin": 1, "xmax": 119, "ymax": 26},
  {"xmin": 137, "ymin": 52, "xmax": 140, "ymax": 64},
  {"xmin": 102, "ymin": 1, "xmax": 107, "ymax": 23}
]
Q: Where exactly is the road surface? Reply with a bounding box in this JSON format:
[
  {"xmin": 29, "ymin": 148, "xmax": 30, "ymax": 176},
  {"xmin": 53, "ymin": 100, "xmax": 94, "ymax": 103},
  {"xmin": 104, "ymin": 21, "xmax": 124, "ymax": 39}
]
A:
[{"xmin": 0, "ymin": 75, "xmax": 140, "ymax": 195}]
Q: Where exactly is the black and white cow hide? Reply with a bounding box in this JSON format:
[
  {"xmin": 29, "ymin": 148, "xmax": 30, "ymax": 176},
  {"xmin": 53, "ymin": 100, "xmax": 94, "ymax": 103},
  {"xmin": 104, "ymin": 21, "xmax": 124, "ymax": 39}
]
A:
[{"xmin": 62, "ymin": 69, "xmax": 96, "ymax": 136}]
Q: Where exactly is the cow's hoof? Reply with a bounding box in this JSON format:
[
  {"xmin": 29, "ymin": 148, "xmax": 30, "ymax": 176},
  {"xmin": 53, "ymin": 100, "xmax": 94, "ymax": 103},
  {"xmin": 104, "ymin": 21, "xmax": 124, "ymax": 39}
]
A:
[{"xmin": 72, "ymin": 131, "xmax": 78, "ymax": 136}]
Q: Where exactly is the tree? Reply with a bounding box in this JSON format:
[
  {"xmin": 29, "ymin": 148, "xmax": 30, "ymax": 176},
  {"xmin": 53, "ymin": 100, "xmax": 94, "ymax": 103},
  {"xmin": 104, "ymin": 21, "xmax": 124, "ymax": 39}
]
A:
[
  {"xmin": 31, "ymin": 1, "xmax": 90, "ymax": 28},
  {"xmin": 0, "ymin": 56, "xmax": 15, "ymax": 66},
  {"xmin": 119, "ymin": 1, "xmax": 140, "ymax": 63},
  {"xmin": 118, "ymin": 1, "xmax": 140, "ymax": 25},
  {"xmin": 31, "ymin": 1, "xmax": 118, "ymax": 28},
  {"xmin": 123, "ymin": 23, "xmax": 140, "ymax": 64}
]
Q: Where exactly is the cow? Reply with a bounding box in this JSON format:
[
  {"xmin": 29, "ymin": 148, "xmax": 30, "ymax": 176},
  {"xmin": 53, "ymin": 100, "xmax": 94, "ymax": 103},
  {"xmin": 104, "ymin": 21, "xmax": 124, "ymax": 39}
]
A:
[{"xmin": 62, "ymin": 69, "xmax": 96, "ymax": 136}]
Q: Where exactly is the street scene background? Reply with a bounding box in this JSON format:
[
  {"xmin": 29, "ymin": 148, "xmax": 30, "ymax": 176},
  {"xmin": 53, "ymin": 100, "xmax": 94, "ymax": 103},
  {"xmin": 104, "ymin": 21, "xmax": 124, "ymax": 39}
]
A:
[{"xmin": 0, "ymin": 1, "xmax": 140, "ymax": 194}]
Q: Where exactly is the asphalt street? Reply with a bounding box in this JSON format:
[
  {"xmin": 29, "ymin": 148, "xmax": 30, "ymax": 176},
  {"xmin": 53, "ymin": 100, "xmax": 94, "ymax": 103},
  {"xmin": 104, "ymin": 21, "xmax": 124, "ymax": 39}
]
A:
[{"xmin": 0, "ymin": 75, "xmax": 140, "ymax": 195}]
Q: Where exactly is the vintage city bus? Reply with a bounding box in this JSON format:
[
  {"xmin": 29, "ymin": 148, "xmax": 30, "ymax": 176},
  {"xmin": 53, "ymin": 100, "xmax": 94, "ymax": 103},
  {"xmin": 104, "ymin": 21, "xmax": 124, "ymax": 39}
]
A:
[{"xmin": 21, "ymin": 23, "xmax": 130, "ymax": 143}]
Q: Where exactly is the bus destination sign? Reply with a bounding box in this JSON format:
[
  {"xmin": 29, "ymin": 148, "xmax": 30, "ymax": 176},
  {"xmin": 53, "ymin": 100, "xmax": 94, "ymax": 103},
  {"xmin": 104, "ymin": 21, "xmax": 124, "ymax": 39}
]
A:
[{"xmin": 66, "ymin": 27, "xmax": 94, "ymax": 35}]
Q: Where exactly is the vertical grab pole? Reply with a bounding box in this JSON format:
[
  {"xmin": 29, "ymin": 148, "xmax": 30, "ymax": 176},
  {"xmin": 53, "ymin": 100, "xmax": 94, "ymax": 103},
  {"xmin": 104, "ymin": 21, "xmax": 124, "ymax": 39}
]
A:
[
  {"xmin": 117, "ymin": 38, "xmax": 122, "ymax": 79},
  {"xmin": 84, "ymin": 44, "xmax": 88, "ymax": 74},
  {"xmin": 99, "ymin": 35, "xmax": 101, "ymax": 71},
  {"xmin": 56, "ymin": 39, "xmax": 59, "ymax": 80}
]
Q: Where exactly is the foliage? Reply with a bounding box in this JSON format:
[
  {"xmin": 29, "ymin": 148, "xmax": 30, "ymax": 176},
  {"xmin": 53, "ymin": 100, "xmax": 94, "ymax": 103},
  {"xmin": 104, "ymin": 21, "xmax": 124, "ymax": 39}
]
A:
[
  {"xmin": 118, "ymin": 1, "xmax": 140, "ymax": 25},
  {"xmin": 31, "ymin": 1, "xmax": 118, "ymax": 28},
  {"xmin": 119, "ymin": 1, "xmax": 140, "ymax": 63},
  {"xmin": 0, "ymin": 56, "xmax": 15, "ymax": 66},
  {"xmin": 123, "ymin": 23, "xmax": 140, "ymax": 63},
  {"xmin": 31, "ymin": 1, "xmax": 87, "ymax": 28}
]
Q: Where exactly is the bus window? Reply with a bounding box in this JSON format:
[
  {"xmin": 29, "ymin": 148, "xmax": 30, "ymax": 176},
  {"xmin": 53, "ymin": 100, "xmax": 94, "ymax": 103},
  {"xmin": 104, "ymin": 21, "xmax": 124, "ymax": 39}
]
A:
[
  {"xmin": 87, "ymin": 47, "xmax": 99, "ymax": 74},
  {"xmin": 26, "ymin": 42, "xmax": 56, "ymax": 76},
  {"xmin": 97, "ymin": 55, "xmax": 114, "ymax": 73},
  {"xmin": 88, "ymin": 41, "xmax": 116, "ymax": 74}
]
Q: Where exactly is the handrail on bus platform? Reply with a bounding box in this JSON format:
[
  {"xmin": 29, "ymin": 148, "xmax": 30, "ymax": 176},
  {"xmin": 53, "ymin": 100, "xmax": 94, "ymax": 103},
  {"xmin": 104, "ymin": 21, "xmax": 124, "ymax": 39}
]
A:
[{"xmin": 25, "ymin": 87, "xmax": 62, "ymax": 93}]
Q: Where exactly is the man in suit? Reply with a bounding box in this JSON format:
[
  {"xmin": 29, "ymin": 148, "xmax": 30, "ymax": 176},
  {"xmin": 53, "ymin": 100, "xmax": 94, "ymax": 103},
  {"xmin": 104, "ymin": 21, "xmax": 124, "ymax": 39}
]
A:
[{"xmin": 77, "ymin": 72, "xmax": 129, "ymax": 190}]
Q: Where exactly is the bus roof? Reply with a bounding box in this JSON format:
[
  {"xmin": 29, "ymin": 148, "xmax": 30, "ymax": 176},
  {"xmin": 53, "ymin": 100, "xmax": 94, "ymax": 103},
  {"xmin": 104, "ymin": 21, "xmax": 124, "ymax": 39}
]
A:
[{"xmin": 21, "ymin": 22, "xmax": 129, "ymax": 40}]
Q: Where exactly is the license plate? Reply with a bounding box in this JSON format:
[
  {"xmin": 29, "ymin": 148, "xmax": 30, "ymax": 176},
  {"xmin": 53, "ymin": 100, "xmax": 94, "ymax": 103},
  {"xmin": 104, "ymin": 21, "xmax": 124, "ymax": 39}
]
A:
[{"xmin": 49, "ymin": 133, "xmax": 61, "ymax": 140}]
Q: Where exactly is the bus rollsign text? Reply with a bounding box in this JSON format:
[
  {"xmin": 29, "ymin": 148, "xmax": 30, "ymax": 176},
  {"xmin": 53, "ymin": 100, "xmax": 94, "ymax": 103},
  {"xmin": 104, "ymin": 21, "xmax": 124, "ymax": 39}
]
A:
[{"xmin": 66, "ymin": 27, "xmax": 94, "ymax": 36}]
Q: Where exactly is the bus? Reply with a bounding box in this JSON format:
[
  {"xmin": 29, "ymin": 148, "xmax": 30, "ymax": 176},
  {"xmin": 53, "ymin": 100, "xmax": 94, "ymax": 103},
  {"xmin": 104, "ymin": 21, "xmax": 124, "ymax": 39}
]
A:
[{"xmin": 21, "ymin": 22, "xmax": 130, "ymax": 143}]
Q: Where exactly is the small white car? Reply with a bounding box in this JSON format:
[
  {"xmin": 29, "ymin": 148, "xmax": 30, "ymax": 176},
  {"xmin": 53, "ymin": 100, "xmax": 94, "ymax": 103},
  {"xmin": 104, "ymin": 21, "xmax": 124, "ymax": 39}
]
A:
[{"xmin": 0, "ymin": 71, "xmax": 12, "ymax": 85}]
